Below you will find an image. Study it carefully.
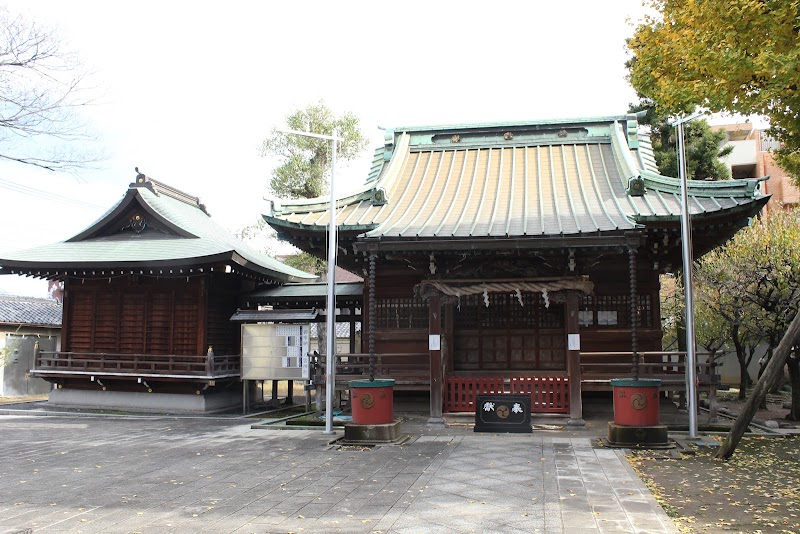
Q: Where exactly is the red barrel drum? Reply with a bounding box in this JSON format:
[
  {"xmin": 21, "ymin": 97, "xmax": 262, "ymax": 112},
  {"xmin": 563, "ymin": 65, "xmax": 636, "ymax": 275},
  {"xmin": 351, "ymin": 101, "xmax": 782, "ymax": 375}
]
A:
[
  {"xmin": 610, "ymin": 378, "xmax": 662, "ymax": 426},
  {"xmin": 349, "ymin": 379, "xmax": 395, "ymax": 425}
]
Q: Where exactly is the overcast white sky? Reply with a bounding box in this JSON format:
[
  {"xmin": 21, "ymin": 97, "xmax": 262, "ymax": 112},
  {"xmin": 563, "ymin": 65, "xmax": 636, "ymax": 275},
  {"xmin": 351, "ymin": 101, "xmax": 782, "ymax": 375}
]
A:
[{"xmin": 0, "ymin": 0, "xmax": 651, "ymax": 296}]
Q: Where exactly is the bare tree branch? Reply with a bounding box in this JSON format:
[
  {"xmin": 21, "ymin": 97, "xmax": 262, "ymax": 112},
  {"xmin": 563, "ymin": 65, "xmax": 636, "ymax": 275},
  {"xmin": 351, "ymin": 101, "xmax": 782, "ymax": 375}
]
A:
[{"xmin": 0, "ymin": 6, "xmax": 101, "ymax": 171}]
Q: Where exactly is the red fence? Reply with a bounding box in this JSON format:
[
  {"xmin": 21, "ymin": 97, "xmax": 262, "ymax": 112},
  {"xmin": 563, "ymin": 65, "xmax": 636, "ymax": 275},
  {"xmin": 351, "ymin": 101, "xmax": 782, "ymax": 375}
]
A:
[
  {"xmin": 445, "ymin": 376, "xmax": 506, "ymax": 412},
  {"xmin": 445, "ymin": 375, "xmax": 569, "ymax": 414},
  {"xmin": 509, "ymin": 377, "xmax": 569, "ymax": 414}
]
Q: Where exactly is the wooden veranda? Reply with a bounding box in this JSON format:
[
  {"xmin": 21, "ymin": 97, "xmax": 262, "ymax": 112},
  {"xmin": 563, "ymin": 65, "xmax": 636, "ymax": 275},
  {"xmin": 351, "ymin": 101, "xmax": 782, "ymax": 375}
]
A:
[
  {"xmin": 311, "ymin": 350, "xmax": 719, "ymax": 414},
  {"xmin": 33, "ymin": 347, "xmax": 240, "ymax": 383}
]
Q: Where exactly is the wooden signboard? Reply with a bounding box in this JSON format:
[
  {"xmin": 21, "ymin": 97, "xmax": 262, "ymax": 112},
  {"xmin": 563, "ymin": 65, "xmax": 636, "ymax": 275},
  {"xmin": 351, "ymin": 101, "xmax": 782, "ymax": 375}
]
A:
[
  {"xmin": 241, "ymin": 323, "xmax": 310, "ymax": 380},
  {"xmin": 474, "ymin": 394, "xmax": 532, "ymax": 433}
]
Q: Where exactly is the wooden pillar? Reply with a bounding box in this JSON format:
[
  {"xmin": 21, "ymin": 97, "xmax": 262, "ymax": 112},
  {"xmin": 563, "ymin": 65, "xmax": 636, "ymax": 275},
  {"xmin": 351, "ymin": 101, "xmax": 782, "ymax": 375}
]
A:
[
  {"xmin": 242, "ymin": 379, "xmax": 248, "ymax": 415},
  {"xmin": 565, "ymin": 291, "xmax": 584, "ymax": 426},
  {"xmin": 314, "ymin": 352, "xmax": 323, "ymax": 414},
  {"xmin": 205, "ymin": 345, "xmax": 214, "ymax": 376},
  {"xmin": 629, "ymin": 245, "xmax": 639, "ymax": 379},
  {"xmin": 368, "ymin": 253, "xmax": 377, "ymax": 380},
  {"xmin": 444, "ymin": 301, "xmax": 454, "ymax": 375},
  {"xmin": 361, "ymin": 264, "xmax": 370, "ymax": 355},
  {"xmin": 428, "ymin": 294, "xmax": 445, "ymax": 425},
  {"xmin": 349, "ymin": 304, "xmax": 356, "ymax": 354},
  {"xmin": 286, "ymin": 380, "xmax": 294, "ymax": 404}
]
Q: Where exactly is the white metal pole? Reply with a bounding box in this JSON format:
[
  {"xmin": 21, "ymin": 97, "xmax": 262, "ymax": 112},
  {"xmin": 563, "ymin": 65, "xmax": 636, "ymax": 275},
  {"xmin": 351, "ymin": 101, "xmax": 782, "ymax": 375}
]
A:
[
  {"xmin": 324, "ymin": 137, "xmax": 338, "ymax": 435},
  {"xmin": 675, "ymin": 117, "xmax": 699, "ymax": 438},
  {"xmin": 276, "ymin": 129, "xmax": 340, "ymax": 435}
]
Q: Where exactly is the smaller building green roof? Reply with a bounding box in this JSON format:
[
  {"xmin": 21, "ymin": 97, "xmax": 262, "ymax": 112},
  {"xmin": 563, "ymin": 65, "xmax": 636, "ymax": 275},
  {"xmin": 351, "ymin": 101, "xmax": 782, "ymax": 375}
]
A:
[{"xmin": 0, "ymin": 175, "xmax": 315, "ymax": 283}]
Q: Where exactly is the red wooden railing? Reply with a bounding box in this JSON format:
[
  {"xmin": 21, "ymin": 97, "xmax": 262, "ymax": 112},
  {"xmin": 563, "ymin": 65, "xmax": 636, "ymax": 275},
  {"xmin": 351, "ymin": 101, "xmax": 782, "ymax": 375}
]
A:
[
  {"xmin": 510, "ymin": 377, "xmax": 570, "ymax": 414},
  {"xmin": 445, "ymin": 376, "xmax": 506, "ymax": 412},
  {"xmin": 444, "ymin": 375, "xmax": 569, "ymax": 414}
]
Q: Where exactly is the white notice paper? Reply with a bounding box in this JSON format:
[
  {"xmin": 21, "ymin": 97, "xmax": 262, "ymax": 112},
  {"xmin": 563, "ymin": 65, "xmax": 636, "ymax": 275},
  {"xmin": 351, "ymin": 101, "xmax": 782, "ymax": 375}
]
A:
[
  {"xmin": 568, "ymin": 333, "xmax": 581, "ymax": 351},
  {"xmin": 429, "ymin": 334, "xmax": 441, "ymax": 351}
]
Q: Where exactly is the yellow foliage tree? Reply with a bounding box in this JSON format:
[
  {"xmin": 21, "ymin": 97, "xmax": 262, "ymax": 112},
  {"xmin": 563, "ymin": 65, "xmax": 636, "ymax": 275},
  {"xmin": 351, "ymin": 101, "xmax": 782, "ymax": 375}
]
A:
[{"xmin": 628, "ymin": 0, "xmax": 800, "ymax": 181}]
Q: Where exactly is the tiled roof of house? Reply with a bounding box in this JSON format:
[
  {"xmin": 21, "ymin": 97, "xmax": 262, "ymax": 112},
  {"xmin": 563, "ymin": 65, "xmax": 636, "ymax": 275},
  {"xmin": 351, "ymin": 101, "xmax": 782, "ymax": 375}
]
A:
[
  {"xmin": 333, "ymin": 266, "xmax": 363, "ymax": 283},
  {"xmin": 0, "ymin": 295, "xmax": 62, "ymax": 327}
]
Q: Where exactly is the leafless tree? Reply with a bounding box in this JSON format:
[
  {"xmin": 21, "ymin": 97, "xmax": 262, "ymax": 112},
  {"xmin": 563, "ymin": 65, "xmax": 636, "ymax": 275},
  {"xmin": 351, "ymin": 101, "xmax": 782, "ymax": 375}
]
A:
[{"xmin": 0, "ymin": 6, "xmax": 98, "ymax": 171}]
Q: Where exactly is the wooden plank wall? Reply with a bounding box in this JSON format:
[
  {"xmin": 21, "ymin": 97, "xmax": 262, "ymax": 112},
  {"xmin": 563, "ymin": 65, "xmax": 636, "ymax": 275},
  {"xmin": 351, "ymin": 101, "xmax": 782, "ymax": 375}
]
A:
[
  {"xmin": 205, "ymin": 274, "xmax": 243, "ymax": 356},
  {"xmin": 64, "ymin": 276, "xmax": 204, "ymax": 355}
]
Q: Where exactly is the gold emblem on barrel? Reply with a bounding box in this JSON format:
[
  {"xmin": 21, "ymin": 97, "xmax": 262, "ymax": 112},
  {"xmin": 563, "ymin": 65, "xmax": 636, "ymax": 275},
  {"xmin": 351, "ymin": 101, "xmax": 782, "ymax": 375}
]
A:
[
  {"xmin": 631, "ymin": 393, "xmax": 648, "ymax": 410},
  {"xmin": 496, "ymin": 405, "xmax": 510, "ymax": 419},
  {"xmin": 360, "ymin": 393, "xmax": 375, "ymax": 409}
]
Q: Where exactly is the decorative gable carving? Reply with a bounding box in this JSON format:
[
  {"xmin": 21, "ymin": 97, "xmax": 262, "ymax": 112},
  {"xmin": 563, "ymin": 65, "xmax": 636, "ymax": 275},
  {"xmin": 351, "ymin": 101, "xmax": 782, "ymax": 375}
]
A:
[{"xmin": 116, "ymin": 210, "xmax": 171, "ymax": 236}]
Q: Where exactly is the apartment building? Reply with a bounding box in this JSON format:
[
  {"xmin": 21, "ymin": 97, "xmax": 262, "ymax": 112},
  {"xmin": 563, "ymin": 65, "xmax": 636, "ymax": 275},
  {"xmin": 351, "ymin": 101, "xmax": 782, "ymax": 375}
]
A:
[{"xmin": 716, "ymin": 123, "xmax": 799, "ymax": 214}]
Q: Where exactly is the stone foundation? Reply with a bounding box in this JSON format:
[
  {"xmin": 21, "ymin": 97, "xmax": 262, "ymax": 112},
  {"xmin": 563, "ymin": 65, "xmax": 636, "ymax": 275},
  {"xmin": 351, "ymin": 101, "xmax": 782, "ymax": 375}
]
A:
[
  {"xmin": 343, "ymin": 420, "xmax": 403, "ymax": 443},
  {"xmin": 607, "ymin": 422, "xmax": 670, "ymax": 448},
  {"xmin": 48, "ymin": 387, "xmax": 241, "ymax": 413}
]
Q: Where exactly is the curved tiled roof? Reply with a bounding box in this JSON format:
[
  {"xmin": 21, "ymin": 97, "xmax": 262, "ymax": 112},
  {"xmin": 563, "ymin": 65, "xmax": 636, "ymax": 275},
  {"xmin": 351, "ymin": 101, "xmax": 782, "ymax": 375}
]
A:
[
  {"xmin": 265, "ymin": 115, "xmax": 768, "ymax": 241},
  {"xmin": 0, "ymin": 177, "xmax": 316, "ymax": 283}
]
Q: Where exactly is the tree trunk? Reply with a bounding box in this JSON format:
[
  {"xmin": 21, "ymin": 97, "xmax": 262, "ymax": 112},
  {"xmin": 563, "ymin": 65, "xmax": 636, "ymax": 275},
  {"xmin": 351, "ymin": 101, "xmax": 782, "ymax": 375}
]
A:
[
  {"xmin": 787, "ymin": 354, "xmax": 800, "ymax": 421},
  {"xmin": 738, "ymin": 363, "xmax": 750, "ymax": 400},
  {"xmin": 746, "ymin": 344, "xmax": 758, "ymax": 387},
  {"xmin": 732, "ymin": 324, "xmax": 748, "ymax": 400},
  {"xmin": 717, "ymin": 309, "xmax": 800, "ymax": 459},
  {"xmin": 759, "ymin": 347, "xmax": 773, "ymax": 409}
]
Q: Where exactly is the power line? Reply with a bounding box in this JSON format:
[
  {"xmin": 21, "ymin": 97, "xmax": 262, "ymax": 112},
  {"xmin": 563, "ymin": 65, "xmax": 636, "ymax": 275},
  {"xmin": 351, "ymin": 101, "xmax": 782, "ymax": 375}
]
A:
[{"xmin": 0, "ymin": 177, "xmax": 107, "ymax": 210}]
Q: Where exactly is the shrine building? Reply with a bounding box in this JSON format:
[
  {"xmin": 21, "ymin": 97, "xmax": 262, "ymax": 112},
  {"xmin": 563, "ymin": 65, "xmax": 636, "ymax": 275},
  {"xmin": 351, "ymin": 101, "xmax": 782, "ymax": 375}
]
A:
[{"xmin": 263, "ymin": 114, "xmax": 768, "ymax": 423}]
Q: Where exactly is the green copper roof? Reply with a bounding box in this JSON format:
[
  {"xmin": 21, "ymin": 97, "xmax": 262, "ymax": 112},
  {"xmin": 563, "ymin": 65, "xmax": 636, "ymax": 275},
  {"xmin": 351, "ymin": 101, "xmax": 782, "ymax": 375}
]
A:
[
  {"xmin": 0, "ymin": 177, "xmax": 316, "ymax": 283},
  {"xmin": 265, "ymin": 115, "xmax": 769, "ymax": 240}
]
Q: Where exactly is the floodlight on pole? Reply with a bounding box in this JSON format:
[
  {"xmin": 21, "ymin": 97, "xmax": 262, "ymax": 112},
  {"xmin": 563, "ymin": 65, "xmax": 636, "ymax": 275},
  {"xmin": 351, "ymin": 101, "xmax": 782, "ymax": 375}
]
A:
[
  {"xmin": 277, "ymin": 128, "xmax": 341, "ymax": 435},
  {"xmin": 670, "ymin": 111, "xmax": 703, "ymax": 439}
]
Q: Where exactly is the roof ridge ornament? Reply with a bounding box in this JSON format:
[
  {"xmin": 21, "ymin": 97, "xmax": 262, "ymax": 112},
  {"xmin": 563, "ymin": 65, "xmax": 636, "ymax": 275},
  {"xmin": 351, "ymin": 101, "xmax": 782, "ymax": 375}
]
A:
[
  {"xmin": 131, "ymin": 168, "xmax": 209, "ymax": 215},
  {"xmin": 135, "ymin": 167, "xmax": 147, "ymax": 185},
  {"xmin": 627, "ymin": 175, "xmax": 646, "ymax": 196},
  {"xmin": 626, "ymin": 114, "xmax": 640, "ymax": 149},
  {"xmin": 132, "ymin": 167, "xmax": 160, "ymax": 196},
  {"xmin": 370, "ymin": 187, "xmax": 388, "ymax": 205},
  {"xmin": 384, "ymin": 128, "xmax": 395, "ymax": 161}
]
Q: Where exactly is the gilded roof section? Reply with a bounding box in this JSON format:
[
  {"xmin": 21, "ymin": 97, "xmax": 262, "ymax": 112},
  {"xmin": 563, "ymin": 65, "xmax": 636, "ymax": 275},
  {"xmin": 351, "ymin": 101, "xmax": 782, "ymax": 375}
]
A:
[{"xmin": 266, "ymin": 116, "xmax": 768, "ymax": 240}]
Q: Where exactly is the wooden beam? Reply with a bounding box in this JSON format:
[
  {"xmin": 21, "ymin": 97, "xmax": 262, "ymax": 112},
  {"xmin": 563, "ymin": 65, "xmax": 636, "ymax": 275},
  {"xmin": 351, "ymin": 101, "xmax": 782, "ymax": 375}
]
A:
[{"xmin": 354, "ymin": 235, "xmax": 631, "ymax": 253}]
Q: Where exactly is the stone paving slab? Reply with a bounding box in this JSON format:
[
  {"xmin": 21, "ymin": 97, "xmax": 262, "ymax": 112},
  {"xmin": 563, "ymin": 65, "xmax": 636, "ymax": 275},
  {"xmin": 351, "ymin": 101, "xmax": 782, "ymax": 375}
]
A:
[{"xmin": 0, "ymin": 413, "xmax": 679, "ymax": 533}]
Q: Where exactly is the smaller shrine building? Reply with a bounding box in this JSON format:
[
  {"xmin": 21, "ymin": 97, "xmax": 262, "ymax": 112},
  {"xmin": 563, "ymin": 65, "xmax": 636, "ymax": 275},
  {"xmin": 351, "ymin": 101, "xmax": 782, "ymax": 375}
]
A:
[{"xmin": 0, "ymin": 173, "xmax": 315, "ymax": 411}]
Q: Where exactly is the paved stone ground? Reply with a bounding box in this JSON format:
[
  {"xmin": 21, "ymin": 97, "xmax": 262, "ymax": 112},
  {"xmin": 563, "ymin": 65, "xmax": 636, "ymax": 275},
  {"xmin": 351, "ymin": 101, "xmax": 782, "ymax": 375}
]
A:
[{"xmin": 0, "ymin": 414, "xmax": 678, "ymax": 534}]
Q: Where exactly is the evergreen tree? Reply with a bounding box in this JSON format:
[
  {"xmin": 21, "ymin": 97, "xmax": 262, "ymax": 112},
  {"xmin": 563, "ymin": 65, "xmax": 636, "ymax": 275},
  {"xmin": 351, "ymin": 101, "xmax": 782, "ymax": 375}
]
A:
[{"xmin": 629, "ymin": 100, "xmax": 732, "ymax": 180}]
